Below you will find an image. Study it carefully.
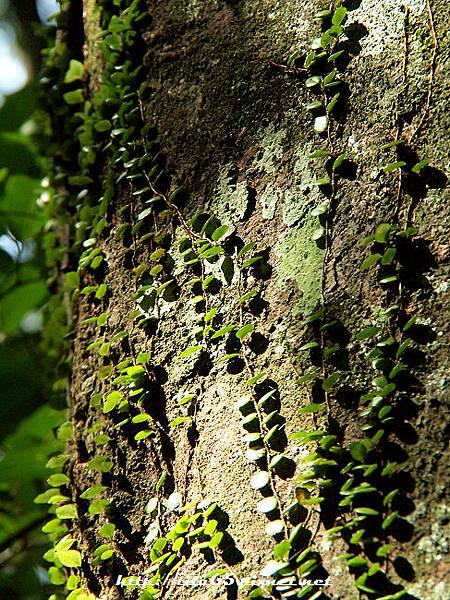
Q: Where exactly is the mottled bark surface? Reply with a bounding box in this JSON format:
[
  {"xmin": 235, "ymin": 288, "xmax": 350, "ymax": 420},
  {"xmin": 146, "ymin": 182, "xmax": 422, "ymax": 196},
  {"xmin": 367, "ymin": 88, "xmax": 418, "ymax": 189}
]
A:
[{"xmin": 70, "ymin": 1, "xmax": 449, "ymax": 598}]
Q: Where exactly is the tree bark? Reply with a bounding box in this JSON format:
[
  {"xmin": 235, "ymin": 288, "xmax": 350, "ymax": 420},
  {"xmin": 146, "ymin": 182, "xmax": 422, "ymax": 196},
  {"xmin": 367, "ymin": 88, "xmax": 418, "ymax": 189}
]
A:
[{"xmin": 50, "ymin": 1, "xmax": 449, "ymax": 599}]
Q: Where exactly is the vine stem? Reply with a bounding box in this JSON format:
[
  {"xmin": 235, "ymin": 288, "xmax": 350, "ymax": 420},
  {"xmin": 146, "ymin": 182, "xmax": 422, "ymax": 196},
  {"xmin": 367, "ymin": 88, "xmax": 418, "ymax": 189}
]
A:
[
  {"xmin": 394, "ymin": 5, "xmax": 410, "ymax": 216},
  {"xmin": 409, "ymin": 0, "xmax": 438, "ymax": 143},
  {"xmin": 236, "ymin": 260, "xmax": 290, "ymax": 541}
]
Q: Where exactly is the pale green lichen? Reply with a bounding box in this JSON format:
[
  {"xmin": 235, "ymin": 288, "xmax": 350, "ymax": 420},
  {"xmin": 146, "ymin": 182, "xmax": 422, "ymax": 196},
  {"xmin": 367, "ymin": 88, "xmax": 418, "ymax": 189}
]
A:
[
  {"xmin": 208, "ymin": 163, "xmax": 249, "ymax": 227},
  {"xmin": 259, "ymin": 183, "xmax": 281, "ymax": 220},
  {"xmin": 252, "ymin": 124, "xmax": 287, "ymax": 174},
  {"xmin": 241, "ymin": 0, "xmax": 309, "ymax": 52},
  {"xmin": 282, "ymin": 146, "xmax": 322, "ymax": 226},
  {"xmin": 406, "ymin": 503, "xmax": 450, "ymax": 598},
  {"xmin": 275, "ymin": 216, "xmax": 324, "ymax": 314},
  {"xmin": 347, "ymin": 0, "xmax": 425, "ymax": 57},
  {"xmin": 172, "ymin": 0, "xmax": 219, "ymax": 20},
  {"xmin": 258, "ymin": 145, "xmax": 321, "ymax": 224}
]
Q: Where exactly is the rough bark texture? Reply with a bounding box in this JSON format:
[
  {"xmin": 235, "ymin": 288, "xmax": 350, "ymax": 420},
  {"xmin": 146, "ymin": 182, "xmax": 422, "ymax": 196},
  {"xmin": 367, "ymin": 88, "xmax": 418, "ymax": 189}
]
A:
[{"xmin": 68, "ymin": 1, "xmax": 449, "ymax": 599}]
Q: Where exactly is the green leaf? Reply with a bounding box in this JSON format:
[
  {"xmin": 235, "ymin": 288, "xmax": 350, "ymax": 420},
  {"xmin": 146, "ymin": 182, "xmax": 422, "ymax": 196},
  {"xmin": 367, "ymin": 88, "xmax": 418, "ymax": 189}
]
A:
[
  {"xmin": 216, "ymin": 353, "xmax": 240, "ymax": 365},
  {"xmin": 402, "ymin": 315, "xmax": 417, "ymax": 332},
  {"xmin": 312, "ymin": 226, "xmax": 325, "ymax": 240},
  {"xmin": 239, "ymin": 289, "xmax": 257, "ymax": 304},
  {"xmin": 332, "ymin": 153, "xmax": 346, "ymax": 170},
  {"xmin": 48, "ymin": 566, "xmax": 66, "ymax": 585},
  {"xmin": 245, "ymin": 372, "xmax": 266, "ymax": 385},
  {"xmin": 236, "ymin": 323, "xmax": 254, "ymax": 340},
  {"xmin": 309, "ymin": 149, "xmax": 329, "ymax": 159},
  {"xmin": 204, "ymin": 307, "xmax": 218, "ymax": 323},
  {"xmin": 264, "ymin": 425, "xmax": 279, "ymax": 444},
  {"xmin": 299, "ymin": 342, "xmax": 319, "ymax": 351},
  {"xmin": 179, "ymin": 345, "xmax": 202, "ymax": 358},
  {"xmin": 98, "ymin": 342, "xmax": 110, "ymax": 356},
  {"xmin": 332, "ymin": 6, "xmax": 347, "ymax": 26},
  {"xmin": 289, "ymin": 429, "xmax": 326, "ymax": 442},
  {"xmin": 411, "ymin": 159, "xmax": 429, "ymax": 173},
  {"xmin": 103, "ymin": 391, "xmax": 122, "ymax": 413},
  {"xmin": 156, "ymin": 471, "xmax": 168, "ymax": 491},
  {"xmin": 95, "ymin": 283, "xmax": 107, "ymax": 299},
  {"xmin": 303, "ymin": 49, "xmax": 316, "ymax": 68},
  {"xmin": 350, "ymin": 529, "xmax": 366, "ymax": 544},
  {"xmin": 242, "ymin": 256, "xmax": 262, "ymax": 268},
  {"xmin": 80, "ymin": 485, "xmax": 108, "ymax": 500},
  {"xmin": 211, "ymin": 225, "xmax": 229, "ymax": 241},
  {"xmin": 238, "ymin": 242, "xmax": 257, "ymax": 257},
  {"xmin": 380, "ymin": 247, "xmax": 396, "ymax": 265},
  {"xmin": 177, "ymin": 393, "xmax": 196, "ymax": 406},
  {"xmin": 347, "ymin": 556, "xmax": 367, "ymax": 568},
  {"xmin": 136, "ymin": 352, "xmax": 151, "ymax": 364},
  {"xmin": 204, "ymin": 519, "xmax": 218, "ymax": 536},
  {"xmin": 135, "ymin": 429, "xmax": 153, "ymax": 441},
  {"xmin": 211, "ymin": 324, "xmax": 236, "ymax": 339},
  {"xmin": 0, "ymin": 174, "xmax": 46, "ymax": 241},
  {"xmin": 305, "ymin": 76, "xmax": 321, "ymax": 88},
  {"xmin": 250, "ymin": 471, "xmax": 270, "ymax": 490},
  {"xmin": 349, "ymin": 442, "xmax": 368, "ymax": 462},
  {"xmin": 396, "ymin": 338, "xmax": 412, "ymax": 358},
  {"xmin": 306, "ymin": 100, "xmax": 323, "ymax": 110},
  {"xmin": 355, "ymin": 326, "xmax": 381, "ymax": 340},
  {"xmin": 256, "ymin": 496, "xmax": 278, "ymax": 513},
  {"xmin": 398, "ymin": 226, "xmax": 418, "ymax": 238},
  {"xmin": 273, "ymin": 540, "xmax": 291, "ymax": 560},
  {"xmin": 360, "ymin": 253, "xmax": 382, "ymax": 271},
  {"xmin": 199, "ymin": 246, "xmax": 223, "ymax": 259},
  {"xmin": 374, "ymin": 223, "xmax": 392, "ymax": 243},
  {"xmin": 354, "ymin": 507, "xmax": 379, "ymax": 516},
  {"xmin": 42, "ymin": 518, "xmax": 62, "ymax": 534},
  {"xmin": 131, "ymin": 413, "xmax": 151, "ymax": 423},
  {"xmin": 323, "ymin": 70, "xmax": 336, "ymax": 85},
  {"xmin": 328, "ymin": 50, "xmax": 345, "ymax": 62},
  {"xmin": 314, "ymin": 115, "xmax": 329, "ymax": 133},
  {"xmin": 91, "ymin": 255, "xmax": 103, "ymax": 269},
  {"xmin": 63, "ymin": 89, "xmax": 84, "ymax": 104},
  {"xmin": 94, "ymin": 119, "xmax": 112, "ymax": 132},
  {"xmin": 56, "ymin": 504, "xmax": 78, "ymax": 519},
  {"xmin": 299, "ymin": 402, "xmax": 325, "ymax": 415},
  {"xmin": 315, "ymin": 9, "xmax": 332, "ymax": 18},
  {"xmin": 382, "ymin": 511, "xmax": 399, "ymax": 529},
  {"xmin": 87, "ymin": 455, "xmax": 113, "ymax": 473},
  {"xmin": 209, "ymin": 532, "xmax": 223, "ymax": 549},
  {"xmin": 169, "ymin": 416, "xmax": 191, "ymax": 427},
  {"xmin": 172, "ymin": 537, "xmax": 184, "ymax": 552},
  {"xmin": 382, "ymin": 161, "xmax": 406, "ymax": 173},
  {"xmin": 57, "ymin": 421, "xmax": 73, "ymax": 441},
  {"xmin": 376, "ymin": 544, "xmax": 392, "ymax": 558},
  {"xmin": 0, "ymin": 83, "xmax": 37, "ymax": 132},
  {"xmin": 380, "ymin": 140, "xmax": 404, "ymax": 149},
  {"xmin": 34, "ymin": 489, "xmax": 60, "ymax": 504},
  {"xmin": 311, "ymin": 201, "xmax": 330, "ymax": 217},
  {"xmin": 46, "ymin": 454, "xmax": 70, "ymax": 469},
  {"xmin": 64, "ymin": 60, "xmax": 84, "ymax": 83},
  {"xmin": 47, "ymin": 473, "xmax": 70, "ymax": 487},
  {"xmin": 56, "ymin": 549, "xmax": 82, "ymax": 568},
  {"xmin": 268, "ymin": 454, "xmax": 286, "ymax": 472},
  {"xmin": 322, "ymin": 372, "xmax": 340, "ymax": 391},
  {"xmin": 65, "ymin": 271, "xmax": 80, "ymax": 291}
]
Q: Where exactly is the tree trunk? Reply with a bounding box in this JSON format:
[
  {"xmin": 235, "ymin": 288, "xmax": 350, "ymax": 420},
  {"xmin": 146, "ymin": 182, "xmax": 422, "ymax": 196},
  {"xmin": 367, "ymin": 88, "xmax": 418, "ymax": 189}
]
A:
[{"xmin": 43, "ymin": 1, "xmax": 449, "ymax": 599}]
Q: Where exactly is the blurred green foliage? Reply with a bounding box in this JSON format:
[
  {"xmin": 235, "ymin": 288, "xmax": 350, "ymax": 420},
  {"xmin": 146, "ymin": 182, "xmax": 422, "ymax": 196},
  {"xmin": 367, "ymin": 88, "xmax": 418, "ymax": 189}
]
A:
[{"xmin": 0, "ymin": 3, "xmax": 63, "ymax": 598}]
